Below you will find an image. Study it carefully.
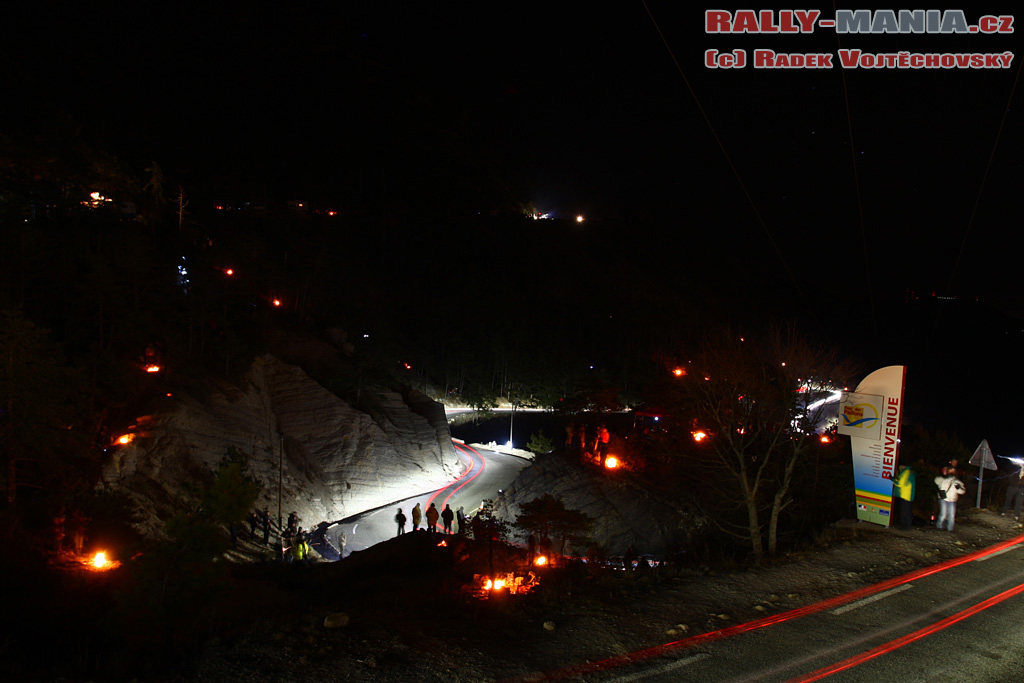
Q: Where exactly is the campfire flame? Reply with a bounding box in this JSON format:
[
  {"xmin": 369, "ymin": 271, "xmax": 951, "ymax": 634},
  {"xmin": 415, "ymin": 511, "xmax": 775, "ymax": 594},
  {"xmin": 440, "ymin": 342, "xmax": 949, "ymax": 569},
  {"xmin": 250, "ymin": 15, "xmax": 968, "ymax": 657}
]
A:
[
  {"xmin": 92, "ymin": 552, "xmax": 108, "ymax": 569},
  {"xmin": 534, "ymin": 555, "xmax": 548, "ymax": 566},
  {"xmin": 477, "ymin": 572, "xmax": 539, "ymax": 597},
  {"xmin": 604, "ymin": 457, "xmax": 619, "ymax": 469}
]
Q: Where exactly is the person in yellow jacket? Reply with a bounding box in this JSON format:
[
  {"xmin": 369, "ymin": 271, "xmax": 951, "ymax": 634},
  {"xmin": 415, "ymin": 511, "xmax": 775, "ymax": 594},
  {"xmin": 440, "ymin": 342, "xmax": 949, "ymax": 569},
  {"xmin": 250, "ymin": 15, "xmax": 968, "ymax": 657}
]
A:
[
  {"xmin": 291, "ymin": 528, "xmax": 310, "ymax": 563},
  {"xmin": 893, "ymin": 462, "xmax": 916, "ymax": 531},
  {"xmin": 412, "ymin": 503, "xmax": 422, "ymax": 531}
]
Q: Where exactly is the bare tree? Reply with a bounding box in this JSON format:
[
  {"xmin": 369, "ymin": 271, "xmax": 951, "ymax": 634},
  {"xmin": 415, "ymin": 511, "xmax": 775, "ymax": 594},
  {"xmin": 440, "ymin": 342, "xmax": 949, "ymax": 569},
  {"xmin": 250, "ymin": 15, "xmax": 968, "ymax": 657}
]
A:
[{"xmin": 685, "ymin": 326, "xmax": 857, "ymax": 560}]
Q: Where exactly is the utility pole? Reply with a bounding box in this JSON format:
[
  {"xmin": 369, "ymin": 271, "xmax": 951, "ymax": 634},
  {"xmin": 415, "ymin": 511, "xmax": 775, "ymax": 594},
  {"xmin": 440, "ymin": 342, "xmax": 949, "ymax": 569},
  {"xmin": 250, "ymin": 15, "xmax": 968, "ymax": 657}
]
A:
[
  {"xmin": 508, "ymin": 403, "xmax": 517, "ymax": 448},
  {"xmin": 278, "ymin": 435, "xmax": 284, "ymax": 531}
]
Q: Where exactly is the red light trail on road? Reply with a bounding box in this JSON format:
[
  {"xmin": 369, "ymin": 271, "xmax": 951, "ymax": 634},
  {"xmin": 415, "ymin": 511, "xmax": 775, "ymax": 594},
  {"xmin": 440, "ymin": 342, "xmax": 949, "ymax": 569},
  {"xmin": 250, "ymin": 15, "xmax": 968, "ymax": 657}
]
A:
[
  {"xmin": 424, "ymin": 441, "xmax": 487, "ymax": 513},
  {"xmin": 786, "ymin": 579, "xmax": 1024, "ymax": 682},
  {"xmin": 507, "ymin": 533, "xmax": 1024, "ymax": 682}
]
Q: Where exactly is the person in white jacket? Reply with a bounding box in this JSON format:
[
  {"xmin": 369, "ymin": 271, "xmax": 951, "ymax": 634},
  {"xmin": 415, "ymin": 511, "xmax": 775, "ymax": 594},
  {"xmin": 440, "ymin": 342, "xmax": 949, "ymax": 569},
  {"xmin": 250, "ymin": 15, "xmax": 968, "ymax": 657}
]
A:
[{"xmin": 934, "ymin": 467, "xmax": 967, "ymax": 531}]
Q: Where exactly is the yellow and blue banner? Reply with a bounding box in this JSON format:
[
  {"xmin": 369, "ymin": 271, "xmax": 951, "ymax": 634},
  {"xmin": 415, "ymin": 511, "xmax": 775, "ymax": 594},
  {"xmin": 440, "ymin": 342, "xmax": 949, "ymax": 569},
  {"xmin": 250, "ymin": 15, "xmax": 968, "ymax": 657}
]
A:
[{"xmin": 839, "ymin": 366, "xmax": 906, "ymax": 527}]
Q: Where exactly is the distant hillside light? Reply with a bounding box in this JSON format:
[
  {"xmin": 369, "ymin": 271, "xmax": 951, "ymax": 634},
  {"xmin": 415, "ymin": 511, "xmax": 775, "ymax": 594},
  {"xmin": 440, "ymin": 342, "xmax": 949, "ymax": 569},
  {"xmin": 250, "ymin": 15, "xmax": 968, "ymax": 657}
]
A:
[
  {"xmin": 225, "ymin": 268, "xmax": 234, "ymax": 276},
  {"xmin": 272, "ymin": 299, "xmax": 281, "ymax": 307},
  {"xmin": 144, "ymin": 364, "xmax": 161, "ymax": 373},
  {"xmin": 673, "ymin": 367, "xmax": 685, "ymax": 377},
  {"xmin": 576, "ymin": 214, "xmax": 584, "ymax": 223},
  {"xmin": 692, "ymin": 430, "xmax": 708, "ymax": 442}
]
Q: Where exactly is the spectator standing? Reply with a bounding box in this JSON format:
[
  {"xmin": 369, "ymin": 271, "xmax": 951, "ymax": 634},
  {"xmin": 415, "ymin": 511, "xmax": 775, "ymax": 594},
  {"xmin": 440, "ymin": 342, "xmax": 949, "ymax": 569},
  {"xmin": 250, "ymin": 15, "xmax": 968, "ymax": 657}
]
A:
[
  {"xmin": 456, "ymin": 506, "xmax": 467, "ymax": 535},
  {"xmin": 261, "ymin": 509, "xmax": 271, "ymax": 545},
  {"xmin": 597, "ymin": 424, "xmax": 611, "ymax": 466},
  {"xmin": 426, "ymin": 503, "xmax": 440, "ymax": 533},
  {"xmin": 441, "ymin": 504, "xmax": 454, "ymax": 534},
  {"xmin": 412, "ymin": 503, "xmax": 422, "ymax": 531},
  {"xmin": 395, "ymin": 508, "xmax": 407, "ymax": 536},
  {"xmin": 893, "ymin": 462, "xmax": 916, "ymax": 531},
  {"xmin": 1002, "ymin": 466, "xmax": 1024, "ymax": 521},
  {"xmin": 53, "ymin": 507, "xmax": 66, "ymax": 554},
  {"xmin": 935, "ymin": 467, "xmax": 967, "ymax": 531}
]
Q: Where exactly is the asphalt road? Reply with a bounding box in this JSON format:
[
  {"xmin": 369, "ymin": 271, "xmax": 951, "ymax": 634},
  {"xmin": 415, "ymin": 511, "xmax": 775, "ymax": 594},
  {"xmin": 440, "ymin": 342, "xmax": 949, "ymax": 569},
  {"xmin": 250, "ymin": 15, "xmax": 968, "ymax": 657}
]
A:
[
  {"xmin": 537, "ymin": 534, "xmax": 1024, "ymax": 682},
  {"xmin": 331, "ymin": 441, "xmax": 533, "ymax": 555}
]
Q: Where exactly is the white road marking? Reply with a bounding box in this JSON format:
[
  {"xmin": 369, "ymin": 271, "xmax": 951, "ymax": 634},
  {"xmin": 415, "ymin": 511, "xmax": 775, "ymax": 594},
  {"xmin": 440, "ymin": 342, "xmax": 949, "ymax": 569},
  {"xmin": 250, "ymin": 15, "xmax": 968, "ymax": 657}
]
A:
[
  {"xmin": 831, "ymin": 583, "xmax": 914, "ymax": 615},
  {"xmin": 603, "ymin": 653, "xmax": 710, "ymax": 682},
  {"xmin": 975, "ymin": 542, "xmax": 1023, "ymax": 562}
]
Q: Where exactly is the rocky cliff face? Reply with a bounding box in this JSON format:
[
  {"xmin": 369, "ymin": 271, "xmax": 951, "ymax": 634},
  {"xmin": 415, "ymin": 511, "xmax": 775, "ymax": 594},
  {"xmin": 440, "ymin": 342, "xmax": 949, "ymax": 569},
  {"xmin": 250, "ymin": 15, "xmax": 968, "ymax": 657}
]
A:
[
  {"xmin": 493, "ymin": 452, "xmax": 706, "ymax": 558},
  {"xmin": 100, "ymin": 355, "xmax": 460, "ymax": 535}
]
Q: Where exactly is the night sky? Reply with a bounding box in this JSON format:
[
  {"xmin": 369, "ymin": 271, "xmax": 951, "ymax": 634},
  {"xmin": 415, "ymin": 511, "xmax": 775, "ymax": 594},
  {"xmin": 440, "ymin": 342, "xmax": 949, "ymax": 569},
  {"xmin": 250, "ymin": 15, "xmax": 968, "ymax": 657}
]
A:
[{"xmin": 3, "ymin": 5, "xmax": 1022, "ymax": 452}]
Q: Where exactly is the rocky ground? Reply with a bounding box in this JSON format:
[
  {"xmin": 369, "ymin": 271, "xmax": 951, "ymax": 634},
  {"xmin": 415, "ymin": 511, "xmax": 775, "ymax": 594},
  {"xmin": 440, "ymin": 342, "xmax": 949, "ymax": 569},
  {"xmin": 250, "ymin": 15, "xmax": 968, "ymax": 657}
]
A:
[{"xmin": 177, "ymin": 508, "xmax": 1024, "ymax": 683}]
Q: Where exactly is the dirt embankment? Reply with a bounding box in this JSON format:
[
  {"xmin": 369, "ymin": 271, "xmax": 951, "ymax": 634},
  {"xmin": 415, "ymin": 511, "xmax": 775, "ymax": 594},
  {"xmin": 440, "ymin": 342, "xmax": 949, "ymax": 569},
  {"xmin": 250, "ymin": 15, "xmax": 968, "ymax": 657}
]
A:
[{"xmin": 177, "ymin": 508, "xmax": 1022, "ymax": 682}]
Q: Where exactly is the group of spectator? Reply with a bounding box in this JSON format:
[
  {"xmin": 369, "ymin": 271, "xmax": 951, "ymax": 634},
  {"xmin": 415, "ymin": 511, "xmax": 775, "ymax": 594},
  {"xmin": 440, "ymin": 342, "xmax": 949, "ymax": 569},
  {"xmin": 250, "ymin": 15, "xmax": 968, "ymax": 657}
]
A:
[
  {"xmin": 395, "ymin": 502, "xmax": 467, "ymax": 536},
  {"xmin": 892, "ymin": 457, "xmax": 1023, "ymax": 532}
]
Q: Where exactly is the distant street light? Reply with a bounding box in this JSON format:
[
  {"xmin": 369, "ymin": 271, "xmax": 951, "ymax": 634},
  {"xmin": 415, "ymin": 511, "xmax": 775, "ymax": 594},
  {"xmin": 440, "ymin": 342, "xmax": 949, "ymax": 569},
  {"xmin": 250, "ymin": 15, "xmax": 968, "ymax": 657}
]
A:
[{"xmin": 508, "ymin": 403, "xmax": 517, "ymax": 448}]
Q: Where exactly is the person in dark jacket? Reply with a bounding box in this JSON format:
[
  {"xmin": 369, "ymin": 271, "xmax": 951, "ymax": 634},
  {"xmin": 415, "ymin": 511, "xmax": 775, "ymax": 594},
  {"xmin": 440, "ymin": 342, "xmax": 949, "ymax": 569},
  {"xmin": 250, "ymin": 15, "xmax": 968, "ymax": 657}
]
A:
[
  {"xmin": 441, "ymin": 504, "xmax": 455, "ymax": 534},
  {"xmin": 395, "ymin": 508, "xmax": 407, "ymax": 536},
  {"xmin": 1002, "ymin": 466, "xmax": 1024, "ymax": 521},
  {"xmin": 426, "ymin": 503, "xmax": 440, "ymax": 533},
  {"xmin": 456, "ymin": 506, "xmax": 467, "ymax": 535},
  {"xmin": 261, "ymin": 509, "xmax": 271, "ymax": 545}
]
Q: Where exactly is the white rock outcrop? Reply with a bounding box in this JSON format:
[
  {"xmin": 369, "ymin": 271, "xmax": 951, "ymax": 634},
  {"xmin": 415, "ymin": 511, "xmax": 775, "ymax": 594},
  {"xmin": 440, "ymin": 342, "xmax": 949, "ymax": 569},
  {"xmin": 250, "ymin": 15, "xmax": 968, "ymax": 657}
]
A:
[{"xmin": 101, "ymin": 355, "xmax": 460, "ymax": 535}]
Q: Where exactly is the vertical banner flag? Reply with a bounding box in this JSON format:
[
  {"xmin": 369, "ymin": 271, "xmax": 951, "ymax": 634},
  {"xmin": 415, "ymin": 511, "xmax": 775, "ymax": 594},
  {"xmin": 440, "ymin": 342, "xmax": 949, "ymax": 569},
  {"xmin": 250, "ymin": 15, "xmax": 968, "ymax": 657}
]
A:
[{"xmin": 838, "ymin": 365, "xmax": 907, "ymax": 527}]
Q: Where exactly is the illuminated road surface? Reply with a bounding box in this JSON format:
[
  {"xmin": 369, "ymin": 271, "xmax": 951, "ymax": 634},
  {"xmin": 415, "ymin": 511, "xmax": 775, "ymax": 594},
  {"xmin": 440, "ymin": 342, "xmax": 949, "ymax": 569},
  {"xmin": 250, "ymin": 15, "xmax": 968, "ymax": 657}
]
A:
[
  {"xmin": 518, "ymin": 534, "xmax": 1024, "ymax": 682},
  {"xmin": 334, "ymin": 442, "xmax": 532, "ymax": 555}
]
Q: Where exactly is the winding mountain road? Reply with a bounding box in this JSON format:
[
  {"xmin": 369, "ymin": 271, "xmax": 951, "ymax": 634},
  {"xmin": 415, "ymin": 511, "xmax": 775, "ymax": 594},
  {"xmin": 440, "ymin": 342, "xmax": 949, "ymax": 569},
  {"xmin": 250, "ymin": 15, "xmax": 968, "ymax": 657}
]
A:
[{"xmin": 326, "ymin": 441, "xmax": 532, "ymax": 556}]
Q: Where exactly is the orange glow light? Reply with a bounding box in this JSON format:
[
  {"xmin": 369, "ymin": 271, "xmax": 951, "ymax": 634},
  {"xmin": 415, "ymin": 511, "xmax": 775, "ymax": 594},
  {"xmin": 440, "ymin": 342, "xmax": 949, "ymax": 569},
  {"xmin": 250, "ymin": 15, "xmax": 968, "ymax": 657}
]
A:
[
  {"xmin": 820, "ymin": 435, "xmax": 831, "ymax": 444},
  {"xmin": 673, "ymin": 367, "xmax": 685, "ymax": 377},
  {"xmin": 225, "ymin": 268, "xmax": 234, "ymax": 276},
  {"xmin": 116, "ymin": 434, "xmax": 135, "ymax": 445},
  {"xmin": 92, "ymin": 552, "xmax": 108, "ymax": 569},
  {"xmin": 145, "ymin": 364, "xmax": 161, "ymax": 373},
  {"xmin": 534, "ymin": 555, "xmax": 548, "ymax": 566},
  {"xmin": 437, "ymin": 540, "xmax": 447, "ymax": 547},
  {"xmin": 604, "ymin": 457, "xmax": 620, "ymax": 469},
  {"xmin": 272, "ymin": 299, "xmax": 281, "ymax": 307},
  {"xmin": 692, "ymin": 431, "xmax": 708, "ymax": 442}
]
